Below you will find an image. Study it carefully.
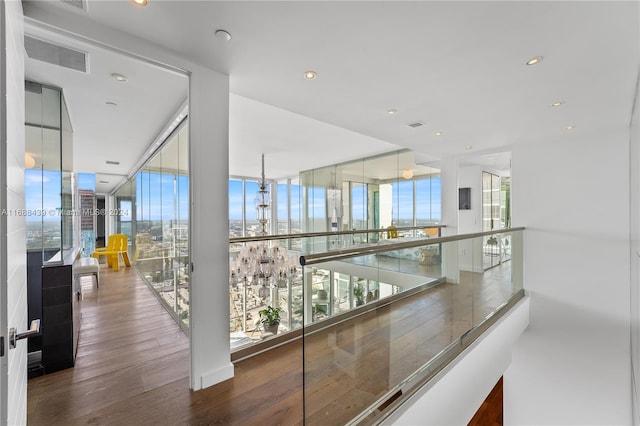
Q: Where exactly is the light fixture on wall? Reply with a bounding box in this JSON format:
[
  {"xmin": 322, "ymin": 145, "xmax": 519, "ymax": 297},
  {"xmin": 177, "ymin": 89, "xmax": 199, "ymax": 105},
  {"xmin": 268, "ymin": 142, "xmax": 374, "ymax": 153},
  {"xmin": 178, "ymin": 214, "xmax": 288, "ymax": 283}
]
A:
[
  {"xmin": 25, "ymin": 153, "xmax": 35, "ymax": 169},
  {"xmin": 229, "ymin": 154, "xmax": 300, "ymax": 294},
  {"xmin": 402, "ymin": 169, "xmax": 414, "ymax": 179}
]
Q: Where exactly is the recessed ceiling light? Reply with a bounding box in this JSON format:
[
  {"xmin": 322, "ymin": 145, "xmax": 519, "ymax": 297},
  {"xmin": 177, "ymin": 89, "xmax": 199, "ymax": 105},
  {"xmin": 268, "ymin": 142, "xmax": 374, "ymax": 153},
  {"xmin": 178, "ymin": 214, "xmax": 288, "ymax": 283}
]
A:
[
  {"xmin": 435, "ymin": 131, "xmax": 443, "ymax": 136},
  {"xmin": 565, "ymin": 125, "xmax": 576, "ymax": 131},
  {"xmin": 387, "ymin": 109, "xmax": 397, "ymax": 116},
  {"xmin": 99, "ymin": 180, "xmax": 110, "ymax": 184},
  {"xmin": 105, "ymin": 101, "xmax": 118, "ymax": 107},
  {"xmin": 486, "ymin": 156, "xmax": 495, "ymax": 160},
  {"xmin": 132, "ymin": 0, "xmax": 147, "ymax": 5},
  {"xmin": 526, "ymin": 56, "xmax": 543, "ymax": 66},
  {"xmin": 111, "ymin": 73, "xmax": 128, "ymax": 82},
  {"xmin": 215, "ymin": 29, "xmax": 232, "ymax": 41},
  {"xmin": 551, "ymin": 101, "xmax": 565, "ymax": 107},
  {"xmin": 465, "ymin": 145, "xmax": 473, "ymax": 150},
  {"xmin": 106, "ymin": 160, "xmax": 120, "ymax": 165},
  {"xmin": 304, "ymin": 70, "xmax": 317, "ymax": 80}
]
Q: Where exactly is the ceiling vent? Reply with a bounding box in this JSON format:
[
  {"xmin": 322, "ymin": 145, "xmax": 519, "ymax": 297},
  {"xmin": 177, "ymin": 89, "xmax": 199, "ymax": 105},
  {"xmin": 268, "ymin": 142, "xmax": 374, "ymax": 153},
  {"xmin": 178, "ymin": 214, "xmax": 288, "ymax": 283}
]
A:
[
  {"xmin": 24, "ymin": 36, "xmax": 87, "ymax": 73},
  {"xmin": 407, "ymin": 122, "xmax": 424, "ymax": 128},
  {"xmin": 60, "ymin": 0, "xmax": 86, "ymax": 11}
]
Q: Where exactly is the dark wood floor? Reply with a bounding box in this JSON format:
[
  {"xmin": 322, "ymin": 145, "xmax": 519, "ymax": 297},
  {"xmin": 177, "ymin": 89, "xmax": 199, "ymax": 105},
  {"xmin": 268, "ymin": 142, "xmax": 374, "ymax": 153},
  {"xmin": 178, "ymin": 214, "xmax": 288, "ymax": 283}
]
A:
[
  {"xmin": 468, "ymin": 376, "xmax": 503, "ymax": 426},
  {"xmin": 27, "ymin": 266, "xmax": 304, "ymax": 425},
  {"xmin": 27, "ymin": 262, "xmax": 513, "ymax": 425}
]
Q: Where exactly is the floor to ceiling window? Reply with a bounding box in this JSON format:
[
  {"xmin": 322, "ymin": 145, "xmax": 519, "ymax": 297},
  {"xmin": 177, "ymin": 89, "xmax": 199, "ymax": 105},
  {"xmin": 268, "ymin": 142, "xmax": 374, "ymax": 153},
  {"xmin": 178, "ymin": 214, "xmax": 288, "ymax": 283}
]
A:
[
  {"xmin": 416, "ymin": 175, "xmax": 442, "ymax": 226},
  {"xmin": 78, "ymin": 173, "xmax": 97, "ymax": 257},
  {"xmin": 300, "ymin": 150, "xmax": 442, "ymax": 238},
  {"xmin": 228, "ymin": 150, "xmax": 442, "ymax": 243},
  {"xmin": 113, "ymin": 119, "xmax": 190, "ymax": 329},
  {"xmin": 482, "ymin": 171, "xmax": 511, "ymax": 269},
  {"xmin": 228, "ymin": 149, "xmax": 444, "ymax": 349},
  {"xmin": 24, "ymin": 81, "xmax": 75, "ymax": 259}
]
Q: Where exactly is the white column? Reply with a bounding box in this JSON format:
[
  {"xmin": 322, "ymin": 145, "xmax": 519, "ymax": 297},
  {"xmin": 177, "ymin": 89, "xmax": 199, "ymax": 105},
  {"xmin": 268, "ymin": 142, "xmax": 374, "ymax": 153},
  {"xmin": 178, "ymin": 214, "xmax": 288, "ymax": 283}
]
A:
[
  {"xmin": 439, "ymin": 157, "xmax": 459, "ymax": 284},
  {"xmin": 189, "ymin": 65, "xmax": 234, "ymax": 390}
]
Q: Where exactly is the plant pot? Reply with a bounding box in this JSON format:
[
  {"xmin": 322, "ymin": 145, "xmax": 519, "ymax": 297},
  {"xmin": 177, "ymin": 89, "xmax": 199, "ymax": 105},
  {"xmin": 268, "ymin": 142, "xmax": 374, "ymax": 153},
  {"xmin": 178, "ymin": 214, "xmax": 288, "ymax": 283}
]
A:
[{"xmin": 263, "ymin": 324, "xmax": 279, "ymax": 335}]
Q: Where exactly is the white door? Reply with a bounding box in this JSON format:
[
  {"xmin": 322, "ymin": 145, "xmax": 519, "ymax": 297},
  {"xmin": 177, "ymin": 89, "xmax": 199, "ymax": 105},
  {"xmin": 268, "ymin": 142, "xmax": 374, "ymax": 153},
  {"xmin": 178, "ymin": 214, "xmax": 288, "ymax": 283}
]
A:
[{"xmin": 1, "ymin": 1, "xmax": 27, "ymax": 425}]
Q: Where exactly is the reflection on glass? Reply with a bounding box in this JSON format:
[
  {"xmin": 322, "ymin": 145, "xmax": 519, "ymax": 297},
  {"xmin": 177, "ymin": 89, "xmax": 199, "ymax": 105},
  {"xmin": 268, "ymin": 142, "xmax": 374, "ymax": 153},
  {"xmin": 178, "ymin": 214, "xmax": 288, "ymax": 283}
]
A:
[
  {"xmin": 229, "ymin": 150, "xmax": 446, "ymax": 351},
  {"xmin": 297, "ymin": 150, "xmax": 441, "ymax": 241},
  {"xmin": 302, "ymin": 230, "xmax": 524, "ymax": 424},
  {"xmin": 25, "ymin": 82, "xmax": 75, "ymax": 262},
  {"xmin": 114, "ymin": 121, "xmax": 190, "ymax": 329}
]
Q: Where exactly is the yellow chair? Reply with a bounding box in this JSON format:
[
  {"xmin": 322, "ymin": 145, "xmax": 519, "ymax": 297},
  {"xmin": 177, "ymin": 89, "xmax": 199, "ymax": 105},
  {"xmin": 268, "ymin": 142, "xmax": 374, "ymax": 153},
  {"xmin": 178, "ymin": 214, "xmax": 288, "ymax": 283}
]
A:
[
  {"xmin": 386, "ymin": 225, "xmax": 398, "ymax": 239},
  {"xmin": 92, "ymin": 234, "xmax": 131, "ymax": 271},
  {"xmin": 425, "ymin": 227, "xmax": 439, "ymax": 237}
]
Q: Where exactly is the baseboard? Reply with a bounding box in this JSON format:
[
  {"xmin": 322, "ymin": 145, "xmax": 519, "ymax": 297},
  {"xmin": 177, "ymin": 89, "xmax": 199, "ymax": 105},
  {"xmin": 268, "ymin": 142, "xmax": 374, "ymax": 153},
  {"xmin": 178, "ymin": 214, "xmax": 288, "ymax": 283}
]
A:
[{"xmin": 199, "ymin": 362, "xmax": 234, "ymax": 390}]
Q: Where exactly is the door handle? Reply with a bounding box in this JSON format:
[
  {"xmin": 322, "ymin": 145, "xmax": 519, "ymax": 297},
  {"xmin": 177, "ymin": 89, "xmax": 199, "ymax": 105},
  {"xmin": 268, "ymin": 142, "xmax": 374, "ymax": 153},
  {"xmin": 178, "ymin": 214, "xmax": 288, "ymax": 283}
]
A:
[{"xmin": 9, "ymin": 319, "xmax": 41, "ymax": 349}]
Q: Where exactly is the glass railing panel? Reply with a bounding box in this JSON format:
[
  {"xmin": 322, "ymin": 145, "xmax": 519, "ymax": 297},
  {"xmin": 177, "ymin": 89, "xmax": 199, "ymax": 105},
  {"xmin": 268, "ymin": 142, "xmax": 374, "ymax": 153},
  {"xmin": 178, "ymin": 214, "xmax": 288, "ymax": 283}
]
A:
[
  {"xmin": 228, "ymin": 227, "xmax": 446, "ymax": 348},
  {"xmin": 301, "ymin": 228, "xmax": 524, "ymax": 425}
]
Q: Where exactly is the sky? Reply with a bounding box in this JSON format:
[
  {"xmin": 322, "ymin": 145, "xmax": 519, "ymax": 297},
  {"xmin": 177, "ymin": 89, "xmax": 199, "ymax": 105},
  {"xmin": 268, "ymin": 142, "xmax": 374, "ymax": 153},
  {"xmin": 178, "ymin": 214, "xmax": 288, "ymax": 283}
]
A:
[
  {"xmin": 228, "ymin": 177, "xmax": 441, "ymax": 223},
  {"xmin": 25, "ymin": 170, "xmax": 189, "ymax": 224},
  {"xmin": 26, "ymin": 172, "xmax": 440, "ymax": 226}
]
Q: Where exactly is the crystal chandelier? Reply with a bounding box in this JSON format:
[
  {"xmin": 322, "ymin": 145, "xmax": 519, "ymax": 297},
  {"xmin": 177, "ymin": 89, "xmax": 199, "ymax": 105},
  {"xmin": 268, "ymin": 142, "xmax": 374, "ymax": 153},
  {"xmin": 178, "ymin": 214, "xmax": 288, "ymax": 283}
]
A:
[{"xmin": 229, "ymin": 154, "xmax": 300, "ymax": 293}]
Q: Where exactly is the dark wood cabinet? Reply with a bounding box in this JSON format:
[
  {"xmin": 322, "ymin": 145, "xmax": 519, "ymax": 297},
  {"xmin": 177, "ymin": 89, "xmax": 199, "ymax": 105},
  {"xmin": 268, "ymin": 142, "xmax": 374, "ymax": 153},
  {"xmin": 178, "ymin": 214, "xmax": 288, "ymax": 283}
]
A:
[{"xmin": 27, "ymin": 248, "xmax": 81, "ymax": 376}]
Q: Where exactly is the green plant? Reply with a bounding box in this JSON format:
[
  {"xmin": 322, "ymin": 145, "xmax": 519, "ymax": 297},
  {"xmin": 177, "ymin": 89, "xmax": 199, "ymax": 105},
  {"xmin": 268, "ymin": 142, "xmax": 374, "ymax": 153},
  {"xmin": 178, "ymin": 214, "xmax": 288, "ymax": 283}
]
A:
[
  {"xmin": 258, "ymin": 305, "xmax": 282, "ymax": 326},
  {"xmin": 353, "ymin": 285, "xmax": 365, "ymax": 303}
]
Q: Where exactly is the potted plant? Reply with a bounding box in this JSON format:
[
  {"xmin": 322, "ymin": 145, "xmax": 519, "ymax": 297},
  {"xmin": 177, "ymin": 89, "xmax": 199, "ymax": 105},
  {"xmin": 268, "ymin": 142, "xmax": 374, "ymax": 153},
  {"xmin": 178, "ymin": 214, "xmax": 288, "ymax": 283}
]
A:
[
  {"xmin": 258, "ymin": 305, "xmax": 282, "ymax": 334},
  {"xmin": 353, "ymin": 285, "xmax": 365, "ymax": 306}
]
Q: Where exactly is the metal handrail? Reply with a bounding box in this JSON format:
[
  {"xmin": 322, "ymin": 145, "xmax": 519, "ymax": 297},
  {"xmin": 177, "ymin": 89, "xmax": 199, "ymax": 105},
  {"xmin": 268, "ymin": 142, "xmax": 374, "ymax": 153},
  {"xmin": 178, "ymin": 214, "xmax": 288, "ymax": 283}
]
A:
[
  {"xmin": 300, "ymin": 227, "xmax": 524, "ymax": 266},
  {"xmin": 229, "ymin": 225, "xmax": 445, "ymax": 244}
]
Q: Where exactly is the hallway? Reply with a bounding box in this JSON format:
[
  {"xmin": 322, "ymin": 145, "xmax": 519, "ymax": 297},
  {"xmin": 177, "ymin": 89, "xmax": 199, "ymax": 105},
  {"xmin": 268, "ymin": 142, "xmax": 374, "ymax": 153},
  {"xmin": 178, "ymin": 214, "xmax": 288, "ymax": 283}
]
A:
[{"xmin": 27, "ymin": 266, "xmax": 303, "ymax": 425}]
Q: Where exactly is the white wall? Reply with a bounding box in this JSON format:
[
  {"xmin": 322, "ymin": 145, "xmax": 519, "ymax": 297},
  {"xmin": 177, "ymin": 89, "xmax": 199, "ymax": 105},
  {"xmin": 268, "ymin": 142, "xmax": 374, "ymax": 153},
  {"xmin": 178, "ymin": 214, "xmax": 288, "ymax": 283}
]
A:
[
  {"xmin": 629, "ymin": 71, "xmax": 640, "ymax": 426},
  {"xmin": 457, "ymin": 165, "xmax": 483, "ymax": 235},
  {"xmin": 386, "ymin": 297, "xmax": 529, "ymax": 425},
  {"xmin": 506, "ymin": 130, "xmax": 632, "ymax": 425},
  {"xmin": 1, "ymin": 1, "xmax": 27, "ymax": 424},
  {"xmin": 458, "ymin": 165, "xmax": 483, "ymax": 272}
]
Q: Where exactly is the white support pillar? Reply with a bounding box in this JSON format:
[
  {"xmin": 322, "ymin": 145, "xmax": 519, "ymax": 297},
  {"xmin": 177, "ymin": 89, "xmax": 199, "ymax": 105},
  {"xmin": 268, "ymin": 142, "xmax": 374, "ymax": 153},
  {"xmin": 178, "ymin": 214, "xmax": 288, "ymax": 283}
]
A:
[
  {"xmin": 440, "ymin": 157, "xmax": 460, "ymax": 284},
  {"xmin": 189, "ymin": 65, "xmax": 234, "ymax": 390}
]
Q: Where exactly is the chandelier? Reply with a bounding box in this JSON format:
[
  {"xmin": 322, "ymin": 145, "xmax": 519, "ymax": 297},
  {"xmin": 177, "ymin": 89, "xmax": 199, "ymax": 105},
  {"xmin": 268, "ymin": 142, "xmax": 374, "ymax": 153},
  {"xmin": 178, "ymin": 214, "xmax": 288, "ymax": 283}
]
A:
[{"xmin": 229, "ymin": 154, "xmax": 300, "ymax": 292}]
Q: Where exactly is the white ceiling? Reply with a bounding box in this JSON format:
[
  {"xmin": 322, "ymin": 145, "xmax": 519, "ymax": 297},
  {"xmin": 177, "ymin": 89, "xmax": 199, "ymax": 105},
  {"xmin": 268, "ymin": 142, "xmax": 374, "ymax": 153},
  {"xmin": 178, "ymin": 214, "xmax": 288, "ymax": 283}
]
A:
[{"xmin": 21, "ymin": 1, "xmax": 640, "ymax": 193}]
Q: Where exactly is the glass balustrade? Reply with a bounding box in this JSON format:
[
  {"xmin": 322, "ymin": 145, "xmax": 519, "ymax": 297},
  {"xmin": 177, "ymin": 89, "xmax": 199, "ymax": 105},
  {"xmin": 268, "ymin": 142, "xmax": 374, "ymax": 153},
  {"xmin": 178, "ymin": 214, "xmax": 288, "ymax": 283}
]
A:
[
  {"xmin": 300, "ymin": 228, "xmax": 524, "ymax": 425},
  {"xmin": 228, "ymin": 226, "xmax": 444, "ymax": 350},
  {"xmin": 227, "ymin": 228, "xmax": 524, "ymax": 422}
]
